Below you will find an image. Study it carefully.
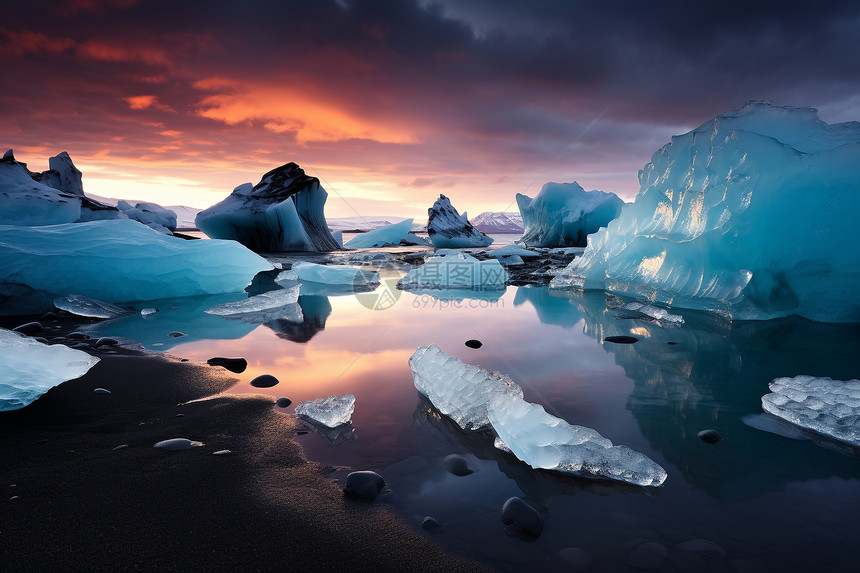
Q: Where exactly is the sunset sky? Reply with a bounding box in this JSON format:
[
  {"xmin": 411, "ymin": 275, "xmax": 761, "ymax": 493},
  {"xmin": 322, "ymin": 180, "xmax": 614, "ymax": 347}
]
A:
[{"xmin": 3, "ymin": 0, "xmax": 859, "ymax": 219}]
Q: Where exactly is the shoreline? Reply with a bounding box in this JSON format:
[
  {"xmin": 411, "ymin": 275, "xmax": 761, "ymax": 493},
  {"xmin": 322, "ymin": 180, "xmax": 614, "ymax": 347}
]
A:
[{"xmin": 0, "ymin": 345, "xmax": 489, "ymax": 572}]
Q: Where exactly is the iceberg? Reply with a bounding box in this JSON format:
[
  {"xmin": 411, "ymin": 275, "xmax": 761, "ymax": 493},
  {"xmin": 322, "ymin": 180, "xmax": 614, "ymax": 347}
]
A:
[
  {"xmin": 205, "ymin": 285, "xmax": 303, "ymax": 323},
  {"xmin": 295, "ymin": 394, "xmax": 356, "ymax": 427},
  {"xmin": 0, "ymin": 327, "xmax": 100, "ymax": 411},
  {"xmin": 426, "ymin": 195, "xmax": 493, "ymax": 248},
  {"xmin": 409, "ymin": 345, "xmax": 666, "ymax": 486},
  {"xmin": 117, "ymin": 200, "xmax": 177, "ymax": 234},
  {"xmin": 54, "ymin": 294, "xmax": 132, "ymax": 319},
  {"xmin": 344, "ymin": 219, "xmax": 430, "ymax": 248},
  {"xmin": 398, "ymin": 251, "xmax": 508, "ymax": 291},
  {"xmin": 760, "ymin": 375, "xmax": 860, "ymax": 446},
  {"xmin": 471, "ymin": 211, "xmax": 524, "ymax": 234},
  {"xmin": 38, "ymin": 152, "xmax": 125, "ymax": 222},
  {"xmin": 196, "ymin": 162, "xmax": 340, "ymax": 252},
  {"xmin": 551, "ymin": 101, "xmax": 860, "ymax": 322},
  {"xmin": 0, "ymin": 150, "xmax": 81, "ymax": 225},
  {"xmin": 291, "ymin": 261, "xmax": 379, "ymax": 287},
  {"xmin": 0, "ymin": 219, "xmax": 272, "ymax": 303},
  {"xmin": 517, "ymin": 182, "xmax": 624, "ymax": 247}
]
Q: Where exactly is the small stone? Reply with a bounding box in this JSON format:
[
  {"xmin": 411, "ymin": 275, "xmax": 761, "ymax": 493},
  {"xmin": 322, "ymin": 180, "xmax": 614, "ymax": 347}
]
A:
[
  {"xmin": 113, "ymin": 445, "xmax": 129, "ymax": 451},
  {"xmin": 213, "ymin": 450, "xmax": 232, "ymax": 456},
  {"xmin": 667, "ymin": 341, "xmax": 679, "ymax": 345},
  {"xmin": 67, "ymin": 332, "xmax": 89, "ymax": 340},
  {"xmin": 276, "ymin": 397, "xmax": 292, "ymax": 408},
  {"xmin": 207, "ymin": 357, "xmax": 248, "ymax": 373},
  {"xmin": 605, "ymin": 335, "xmax": 639, "ymax": 344},
  {"xmin": 153, "ymin": 438, "xmax": 203, "ymax": 451},
  {"xmin": 500, "ymin": 497, "xmax": 543, "ymax": 538},
  {"xmin": 465, "ymin": 339, "xmax": 482, "ymax": 349},
  {"xmin": 94, "ymin": 337, "xmax": 119, "ymax": 348},
  {"xmin": 93, "ymin": 388, "xmax": 111, "ymax": 395},
  {"xmin": 175, "ymin": 413, "xmax": 185, "ymax": 418},
  {"xmin": 443, "ymin": 454, "xmax": 473, "ymax": 476},
  {"xmin": 12, "ymin": 321, "xmax": 43, "ymax": 335},
  {"xmin": 9, "ymin": 496, "xmax": 20, "ymax": 502},
  {"xmin": 344, "ymin": 471, "xmax": 386, "ymax": 501},
  {"xmin": 421, "ymin": 516, "xmax": 442, "ymax": 531},
  {"xmin": 698, "ymin": 429, "xmax": 721, "ymax": 444},
  {"xmin": 250, "ymin": 374, "xmax": 279, "ymax": 388},
  {"xmin": 168, "ymin": 331, "xmax": 186, "ymax": 338}
]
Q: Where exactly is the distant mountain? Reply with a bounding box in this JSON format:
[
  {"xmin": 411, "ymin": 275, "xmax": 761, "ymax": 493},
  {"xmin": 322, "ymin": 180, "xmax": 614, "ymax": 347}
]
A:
[
  {"xmin": 471, "ymin": 211, "xmax": 524, "ymax": 234},
  {"xmin": 327, "ymin": 216, "xmax": 425, "ymax": 233}
]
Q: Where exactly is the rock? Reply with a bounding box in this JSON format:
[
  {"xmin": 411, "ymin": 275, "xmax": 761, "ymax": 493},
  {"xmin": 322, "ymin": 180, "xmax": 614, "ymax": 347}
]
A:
[
  {"xmin": 66, "ymin": 332, "xmax": 89, "ymax": 340},
  {"xmin": 213, "ymin": 450, "xmax": 232, "ymax": 456},
  {"xmin": 500, "ymin": 497, "xmax": 543, "ymax": 538},
  {"xmin": 167, "ymin": 331, "xmax": 186, "ymax": 338},
  {"xmin": 94, "ymin": 337, "xmax": 119, "ymax": 347},
  {"xmin": 276, "ymin": 397, "xmax": 292, "ymax": 408},
  {"xmin": 113, "ymin": 444, "xmax": 128, "ymax": 450},
  {"xmin": 421, "ymin": 516, "xmax": 442, "ymax": 531},
  {"xmin": 698, "ymin": 429, "xmax": 722, "ymax": 444},
  {"xmin": 93, "ymin": 388, "xmax": 111, "ymax": 395},
  {"xmin": 604, "ymin": 335, "xmax": 639, "ymax": 344},
  {"xmin": 153, "ymin": 438, "xmax": 203, "ymax": 451},
  {"xmin": 464, "ymin": 339, "xmax": 483, "ymax": 349},
  {"xmin": 250, "ymin": 374, "xmax": 279, "ymax": 388},
  {"xmin": 207, "ymin": 357, "xmax": 248, "ymax": 373},
  {"xmin": 12, "ymin": 322, "xmax": 43, "ymax": 335},
  {"xmin": 443, "ymin": 454, "xmax": 473, "ymax": 476},
  {"xmin": 344, "ymin": 471, "xmax": 386, "ymax": 501}
]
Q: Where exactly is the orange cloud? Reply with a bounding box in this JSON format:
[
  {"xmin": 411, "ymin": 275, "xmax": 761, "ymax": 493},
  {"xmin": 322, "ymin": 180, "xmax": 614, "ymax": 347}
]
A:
[
  {"xmin": 124, "ymin": 95, "xmax": 174, "ymax": 112},
  {"xmin": 2, "ymin": 30, "xmax": 75, "ymax": 55},
  {"xmin": 78, "ymin": 40, "xmax": 170, "ymax": 66}
]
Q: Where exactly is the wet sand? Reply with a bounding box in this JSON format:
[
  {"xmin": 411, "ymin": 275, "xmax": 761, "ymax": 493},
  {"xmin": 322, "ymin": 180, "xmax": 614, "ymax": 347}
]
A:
[{"xmin": 0, "ymin": 349, "xmax": 489, "ymax": 572}]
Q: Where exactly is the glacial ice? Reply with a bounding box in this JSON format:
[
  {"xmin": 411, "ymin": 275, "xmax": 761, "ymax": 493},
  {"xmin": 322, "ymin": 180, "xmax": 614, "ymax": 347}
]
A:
[
  {"xmin": 205, "ymin": 285, "xmax": 303, "ymax": 324},
  {"xmin": 426, "ymin": 195, "xmax": 493, "ymax": 248},
  {"xmin": 550, "ymin": 101, "xmax": 860, "ymax": 322},
  {"xmin": 295, "ymin": 394, "xmax": 356, "ymax": 427},
  {"xmin": 0, "ymin": 151, "xmax": 81, "ymax": 225},
  {"xmin": 760, "ymin": 375, "xmax": 860, "ymax": 446},
  {"xmin": 344, "ymin": 218, "xmax": 430, "ymax": 248},
  {"xmin": 408, "ymin": 345, "xmax": 666, "ymax": 486},
  {"xmin": 54, "ymin": 294, "xmax": 132, "ymax": 319},
  {"xmin": 291, "ymin": 261, "xmax": 380, "ymax": 287},
  {"xmin": 117, "ymin": 200, "xmax": 177, "ymax": 234},
  {"xmin": 616, "ymin": 302, "xmax": 684, "ymax": 326},
  {"xmin": 398, "ymin": 251, "xmax": 508, "ymax": 291},
  {"xmin": 196, "ymin": 162, "xmax": 341, "ymax": 252},
  {"xmin": 0, "ymin": 219, "xmax": 273, "ymax": 302},
  {"xmin": 0, "ymin": 327, "xmax": 100, "ymax": 411},
  {"xmin": 517, "ymin": 182, "xmax": 624, "ymax": 247},
  {"xmin": 491, "ymin": 245, "xmax": 541, "ymax": 258}
]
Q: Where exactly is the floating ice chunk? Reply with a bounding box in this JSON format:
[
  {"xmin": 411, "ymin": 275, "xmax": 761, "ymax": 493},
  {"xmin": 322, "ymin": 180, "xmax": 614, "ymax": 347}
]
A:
[
  {"xmin": 615, "ymin": 302, "xmax": 684, "ymax": 325},
  {"xmin": 291, "ymin": 261, "xmax": 379, "ymax": 287},
  {"xmin": 344, "ymin": 219, "xmax": 430, "ymax": 248},
  {"xmin": 550, "ymin": 101, "xmax": 860, "ymax": 322},
  {"xmin": 196, "ymin": 162, "xmax": 340, "ymax": 252},
  {"xmin": 274, "ymin": 270, "xmax": 299, "ymax": 285},
  {"xmin": 117, "ymin": 200, "xmax": 177, "ymax": 233},
  {"xmin": 491, "ymin": 245, "xmax": 541, "ymax": 258},
  {"xmin": 295, "ymin": 394, "xmax": 356, "ymax": 427},
  {"xmin": 205, "ymin": 286, "xmax": 303, "ymax": 323},
  {"xmin": 760, "ymin": 375, "xmax": 860, "ymax": 446},
  {"xmin": 409, "ymin": 344, "xmax": 524, "ymax": 429},
  {"xmin": 409, "ymin": 344, "xmax": 667, "ymax": 486},
  {"xmin": 496, "ymin": 255, "xmax": 524, "ymax": 266},
  {"xmin": 54, "ymin": 294, "xmax": 132, "ymax": 319},
  {"xmin": 0, "ymin": 151, "xmax": 81, "ymax": 225},
  {"xmin": 427, "ymin": 195, "xmax": 493, "ymax": 248},
  {"xmin": 0, "ymin": 219, "xmax": 272, "ymax": 302},
  {"xmin": 398, "ymin": 251, "xmax": 508, "ymax": 291},
  {"xmin": 517, "ymin": 182, "xmax": 624, "ymax": 248},
  {"xmin": 0, "ymin": 327, "xmax": 100, "ymax": 411}
]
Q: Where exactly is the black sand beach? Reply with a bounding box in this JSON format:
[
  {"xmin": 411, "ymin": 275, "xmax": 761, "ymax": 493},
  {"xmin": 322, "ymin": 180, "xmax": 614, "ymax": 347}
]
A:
[{"xmin": 0, "ymin": 344, "xmax": 489, "ymax": 572}]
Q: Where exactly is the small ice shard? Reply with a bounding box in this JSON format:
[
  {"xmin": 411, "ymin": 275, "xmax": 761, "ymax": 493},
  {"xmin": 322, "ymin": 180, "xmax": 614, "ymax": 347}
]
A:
[
  {"xmin": 291, "ymin": 261, "xmax": 379, "ymax": 287},
  {"xmin": 410, "ymin": 344, "xmax": 524, "ymax": 429},
  {"xmin": 54, "ymin": 294, "xmax": 132, "ymax": 319},
  {"xmin": 517, "ymin": 182, "xmax": 624, "ymax": 247},
  {"xmin": 0, "ymin": 219, "xmax": 272, "ymax": 302},
  {"xmin": 295, "ymin": 394, "xmax": 356, "ymax": 427},
  {"xmin": 409, "ymin": 344, "xmax": 667, "ymax": 486},
  {"xmin": 153, "ymin": 438, "xmax": 203, "ymax": 450},
  {"xmin": 760, "ymin": 375, "xmax": 860, "ymax": 446},
  {"xmin": 212, "ymin": 449, "xmax": 232, "ymax": 455},
  {"xmin": 140, "ymin": 308, "xmax": 158, "ymax": 317},
  {"xmin": 344, "ymin": 218, "xmax": 430, "ymax": 248},
  {"xmin": 117, "ymin": 200, "xmax": 177, "ymax": 234},
  {"xmin": 398, "ymin": 251, "xmax": 508, "ymax": 291},
  {"xmin": 195, "ymin": 162, "xmax": 341, "ymax": 252},
  {"xmin": 490, "ymin": 245, "xmax": 541, "ymax": 259},
  {"xmin": 471, "ymin": 211, "xmax": 524, "ymax": 234},
  {"xmin": 0, "ymin": 328, "xmax": 100, "ymax": 411},
  {"xmin": 427, "ymin": 195, "xmax": 493, "ymax": 248},
  {"xmin": 93, "ymin": 387, "xmax": 111, "ymax": 394},
  {"xmin": 615, "ymin": 302, "xmax": 684, "ymax": 325},
  {"xmin": 205, "ymin": 286, "xmax": 302, "ymax": 323}
]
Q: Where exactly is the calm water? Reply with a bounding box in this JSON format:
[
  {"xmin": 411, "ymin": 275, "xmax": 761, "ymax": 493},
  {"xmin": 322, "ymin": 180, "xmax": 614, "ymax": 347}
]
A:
[{"xmin": 84, "ymin": 259, "xmax": 860, "ymax": 572}]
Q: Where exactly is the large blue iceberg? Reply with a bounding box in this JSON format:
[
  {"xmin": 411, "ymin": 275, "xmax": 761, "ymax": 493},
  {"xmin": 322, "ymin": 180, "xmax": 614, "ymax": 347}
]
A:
[
  {"xmin": 196, "ymin": 162, "xmax": 341, "ymax": 252},
  {"xmin": 0, "ymin": 219, "xmax": 272, "ymax": 303},
  {"xmin": 551, "ymin": 101, "xmax": 860, "ymax": 322},
  {"xmin": 517, "ymin": 182, "xmax": 624, "ymax": 247}
]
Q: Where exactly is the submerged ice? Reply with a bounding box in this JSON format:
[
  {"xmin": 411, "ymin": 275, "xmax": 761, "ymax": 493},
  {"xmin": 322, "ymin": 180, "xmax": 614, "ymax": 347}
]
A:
[
  {"xmin": 0, "ymin": 327, "xmax": 100, "ymax": 411},
  {"xmin": 409, "ymin": 344, "xmax": 666, "ymax": 486},
  {"xmin": 398, "ymin": 251, "xmax": 508, "ymax": 291},
  {"xmin": 761, "ymin": 375, "xmax": 860, "ymax": 447},
  {"xmin": 551, "ymin": 101, "xmax": 860, "ymax": 322},
  {"xmin": 291, "ymin": 261, "xmax": 380, "ymax": 287}
]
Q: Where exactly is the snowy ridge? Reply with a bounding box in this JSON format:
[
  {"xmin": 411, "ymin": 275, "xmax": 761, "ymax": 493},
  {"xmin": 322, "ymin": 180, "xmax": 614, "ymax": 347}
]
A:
[{"xmin": 471, "ymin": 211, "xmax": 524, "ymax": 234}]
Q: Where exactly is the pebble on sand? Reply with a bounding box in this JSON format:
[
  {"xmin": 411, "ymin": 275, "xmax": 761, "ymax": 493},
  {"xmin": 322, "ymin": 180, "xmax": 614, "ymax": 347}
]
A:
[
  {"xmin": 698, "ymin": 429, "xmax": 722, "ymax": 444},
  {"xmin": 500, "ymin": 497, "xmax": 543, "ymax": 538},
  {"xmin": 12, "ymin": 322, "xmax": 44, "ymax": 335},
  {"xmin": 443, "ymin": 454, "xmax": 473, "ymax": 476},
  {"xmin": 250, "ymin": 374, "xmax": 279, "ymax": 388},
  {"xmin": 421, "ymin": 516, "xmax": 442, "ymax": 531},
  {"xmin": 344, "ymin": 471, "xmax": 386, "ymax": 501},
  {"xmin": 213, "ymin": 450, "xmax": 232, "ymax": 456},
  {"xmin": 95, "ymin": 337, "xmax": 119, "ymax": 348},
  {"xmin": 153, "ymin": 438, "xmax": 204, "ymax": 451},
  {"xmin": 276, "ymin": 397, "xmax": 292, "ymax": 408}
]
